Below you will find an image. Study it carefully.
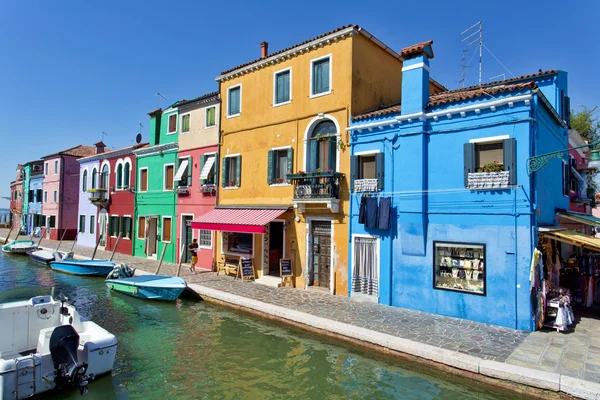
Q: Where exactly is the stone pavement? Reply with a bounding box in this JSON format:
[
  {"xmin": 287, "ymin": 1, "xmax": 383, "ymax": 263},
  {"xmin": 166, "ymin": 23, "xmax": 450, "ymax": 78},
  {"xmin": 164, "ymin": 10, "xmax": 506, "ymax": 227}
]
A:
[{"xmin": 3, "ymin": 229, "xmax": 600, "ymax": 398}]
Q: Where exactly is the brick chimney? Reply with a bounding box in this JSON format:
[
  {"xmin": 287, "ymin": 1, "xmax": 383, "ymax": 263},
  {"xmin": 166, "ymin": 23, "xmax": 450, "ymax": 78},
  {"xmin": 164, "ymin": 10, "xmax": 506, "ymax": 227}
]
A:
[
  {"xmin": 94, "ymin": 141, "xmax": 106, "ymax": 154},
  {"xmin": 261, "ymin": 41, "xmax": 268, "ymax": 58}
]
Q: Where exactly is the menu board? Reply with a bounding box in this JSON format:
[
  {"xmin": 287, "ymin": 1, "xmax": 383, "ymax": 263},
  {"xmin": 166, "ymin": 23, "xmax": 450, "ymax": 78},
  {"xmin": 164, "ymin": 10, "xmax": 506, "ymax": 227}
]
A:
[
  {"xmin": 280, "ymin": 259, "xmax": 292, "ymax": 277},
  {"xmin": 240, "ymin": 257, "xmax": 255, "ymax": 279}
]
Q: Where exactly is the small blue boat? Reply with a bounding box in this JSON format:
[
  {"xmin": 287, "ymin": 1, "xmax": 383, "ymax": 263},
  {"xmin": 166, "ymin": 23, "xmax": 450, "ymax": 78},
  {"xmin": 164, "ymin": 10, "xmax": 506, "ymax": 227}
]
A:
[
  {"xmin": 105, "ymin": 265, "xmax": 186, "ymax": 301},
  {"xmin": 50, "ymin": 259, "xmax": 116, "ymax": 276}
]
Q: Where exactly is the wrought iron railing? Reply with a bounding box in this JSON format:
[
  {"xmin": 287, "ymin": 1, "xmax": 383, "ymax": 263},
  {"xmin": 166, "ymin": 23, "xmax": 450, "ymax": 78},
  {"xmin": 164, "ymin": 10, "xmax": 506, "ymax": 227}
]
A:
[{"xmin": 288, "ymin": 172, "xmax": 343, "ymax": 200}]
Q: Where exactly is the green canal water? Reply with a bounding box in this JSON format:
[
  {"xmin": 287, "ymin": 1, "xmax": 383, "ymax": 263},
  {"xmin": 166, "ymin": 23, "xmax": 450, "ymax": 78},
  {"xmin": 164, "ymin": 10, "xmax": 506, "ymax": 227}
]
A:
[{"xmin": 0, "ymin": 252, "xmax": 529, "ymax": 399}]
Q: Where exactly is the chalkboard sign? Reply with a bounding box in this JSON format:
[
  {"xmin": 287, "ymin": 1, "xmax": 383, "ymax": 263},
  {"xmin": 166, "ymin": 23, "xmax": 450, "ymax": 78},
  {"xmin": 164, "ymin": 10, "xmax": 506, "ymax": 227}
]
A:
[
  {"xmin": 240, "ymin": 257, "xmax": 255, "ymax": 280},
  {"xmin": 280, "ymin": 259, "xmax": 293, "ymax": 277}
]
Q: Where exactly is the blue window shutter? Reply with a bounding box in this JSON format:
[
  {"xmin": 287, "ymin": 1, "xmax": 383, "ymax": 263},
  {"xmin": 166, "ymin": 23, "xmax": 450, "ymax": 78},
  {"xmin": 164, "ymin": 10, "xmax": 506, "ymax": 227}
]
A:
[
  {"xmin": 503, "ymin": 138, "xmax": 517, "ymax": 186},
  {"xmin": 221, "ymin": 157, "xmax": 228, "ymax": 188},
  {"xmin": 350, "ymin": 156, "xmax": 358, "ymax": 191},
  {"xmin": 565, "ymin": 96, "xmax": 571, "ymax": 128},
  {"xmin": 310, "ymin": 140, "xmax": 318, "ymax": 171},
  {"xmin": 267, "ymin": 150, "xmax": 275, "ymax": 184},
  {"xmin": 327, "ymin": 137, "xmax": 336, "ymax": 171},
  {"xmin": 375, "ymin": 152, "xmax": 385, "ymax": 191},
  {"xmin": 200, "ymin": 155, "xmax": 207, "ymax": 185},
  {"xmin": 464, "ymin": 143, "xmax": 475, "ymax": 188},
  {"xmin": 235, "ymin": 156, "xmax": 242, "ymax": 187},
  {"xmin": 286, "ymin": 148, "xmax": 293, "ymax": 182}
]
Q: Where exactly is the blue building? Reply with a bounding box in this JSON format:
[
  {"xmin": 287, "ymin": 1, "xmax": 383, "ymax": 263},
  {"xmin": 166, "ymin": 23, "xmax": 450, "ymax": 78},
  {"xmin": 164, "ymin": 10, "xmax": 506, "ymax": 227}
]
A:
[
  {"xmin": 347, "ymin": 41, "xmax": 571, "ymax": 331},
  {"xmin": 27, "ymin": 165, "xmax": 45, "ymax": 235}
]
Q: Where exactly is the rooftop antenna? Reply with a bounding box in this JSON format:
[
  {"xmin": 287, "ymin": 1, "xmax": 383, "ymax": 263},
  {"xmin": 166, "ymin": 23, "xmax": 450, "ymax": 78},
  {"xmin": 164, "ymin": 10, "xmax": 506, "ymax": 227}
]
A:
[
  {"xmin": 489, "ymin": 73, "xmax": 506, "ymax": 81},
  {"xmin": 156, "ymin": 92, "xmax": 167, "ymax": 108},
  {"xmin": 460, "ymin": 21, "xmax": 483, "ymax": 86},
  {"xmin": 102, "ymin": 131, "xmax": 108, "ymax": 142},
  {"xmin": 139, "ymin": 123, "xmax": 144, "ymax": 134}
]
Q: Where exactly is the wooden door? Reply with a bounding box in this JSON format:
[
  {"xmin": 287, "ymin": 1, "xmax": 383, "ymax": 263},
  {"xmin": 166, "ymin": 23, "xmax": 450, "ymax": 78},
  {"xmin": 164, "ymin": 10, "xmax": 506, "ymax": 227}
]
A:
[{"xmin": 311, "ymin": 221, "xmax": 331, "ymax": 288}]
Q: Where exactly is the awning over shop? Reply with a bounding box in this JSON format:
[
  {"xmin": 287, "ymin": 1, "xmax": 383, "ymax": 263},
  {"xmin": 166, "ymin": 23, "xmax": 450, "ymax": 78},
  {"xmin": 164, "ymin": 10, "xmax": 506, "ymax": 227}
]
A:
[
  {"xmin": 191, "ymin": 208, "xmax": 287, "ymax": 234},
  {"xmin": 541, "ymin": 229, "xmax": 600, "ymax": 252},
  {"xmin": 557, "ymin": 211, "xmax": 600, "ymax": 227}
]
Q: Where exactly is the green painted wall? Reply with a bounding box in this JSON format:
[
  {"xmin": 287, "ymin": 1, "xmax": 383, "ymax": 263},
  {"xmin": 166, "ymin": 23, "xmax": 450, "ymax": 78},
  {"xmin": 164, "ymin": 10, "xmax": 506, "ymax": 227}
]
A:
[
  {"xmin": 22, "ymin": 164, "xmax": 31, "ymax": 219},
  {"xmin": 159, "ymin": 108, "xmax": 179, "ymax": 145}
]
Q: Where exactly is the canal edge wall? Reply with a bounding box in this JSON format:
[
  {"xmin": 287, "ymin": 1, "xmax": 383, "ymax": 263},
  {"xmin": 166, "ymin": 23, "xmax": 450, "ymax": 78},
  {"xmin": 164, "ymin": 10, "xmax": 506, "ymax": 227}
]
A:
[{"xmin": 187, "ymin": 283, "xmax": 598, "ymax": 400}]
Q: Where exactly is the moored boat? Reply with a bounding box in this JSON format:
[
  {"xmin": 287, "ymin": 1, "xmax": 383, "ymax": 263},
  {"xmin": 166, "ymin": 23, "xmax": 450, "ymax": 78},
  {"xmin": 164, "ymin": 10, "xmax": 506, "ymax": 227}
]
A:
[
  {"xmin": 0, "ymin": 292, "xmax": 117, "ymax": 399},
  {"xmin": 2, "ymin": 240, "xmax": 38, "ymax": 254},
  {"xmin": 50, "ymin": 259, "xmax": 116, "ymax": 276},
  {"xmin": 27, "ymin": 249, "xmax": 68, "ymax": 265},
  {"xmin": 105, "ymin": 264, "xmax": 187, "ymax": 301}
]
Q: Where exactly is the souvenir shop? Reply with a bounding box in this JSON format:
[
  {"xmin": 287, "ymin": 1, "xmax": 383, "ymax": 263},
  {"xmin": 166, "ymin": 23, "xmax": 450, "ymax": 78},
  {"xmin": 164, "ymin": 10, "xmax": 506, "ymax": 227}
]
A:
[{"xmin": 532, "ymin": 227, "xmax": 600, "ymax": 332}]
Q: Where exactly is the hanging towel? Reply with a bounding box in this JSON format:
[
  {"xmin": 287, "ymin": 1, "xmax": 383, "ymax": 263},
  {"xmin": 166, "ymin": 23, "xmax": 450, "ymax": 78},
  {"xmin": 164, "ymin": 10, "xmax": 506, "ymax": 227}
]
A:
[
  {"xmin": 377, "ymin": 197, "xmax": 391, "ymax": 230},
  {"xmin": 358, "ymin": 195, "xmax": 367, "ymax": 225},
  {"xmin": 365, "ymin": 197, "xmax": 379, "ymax": 228}
]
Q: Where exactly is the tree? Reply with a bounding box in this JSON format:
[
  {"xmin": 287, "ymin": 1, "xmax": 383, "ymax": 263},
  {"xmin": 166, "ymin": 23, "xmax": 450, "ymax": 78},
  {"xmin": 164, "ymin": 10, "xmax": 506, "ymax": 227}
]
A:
[{"xmin": 571, "ymin": 106, "xmax": 600, "ymax": 142}]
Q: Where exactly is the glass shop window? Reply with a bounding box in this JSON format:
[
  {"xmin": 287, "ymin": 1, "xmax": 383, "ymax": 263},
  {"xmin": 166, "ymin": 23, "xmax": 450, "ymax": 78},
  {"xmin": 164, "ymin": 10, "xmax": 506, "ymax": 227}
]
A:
[
  {"xmin": 224, "ymin": 232, "xmax": 253, "ymax": 255},
  {"xmin": 434, "ymin": 241, "xmax": 485, "ymax": 295}
]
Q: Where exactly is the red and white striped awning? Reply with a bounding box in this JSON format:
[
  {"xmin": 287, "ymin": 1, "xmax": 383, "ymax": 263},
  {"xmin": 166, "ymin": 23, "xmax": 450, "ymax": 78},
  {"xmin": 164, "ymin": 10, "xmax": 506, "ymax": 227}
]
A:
[{"xmin": 191, "ymin": 208, "xmax": 288, "ymax": 234}]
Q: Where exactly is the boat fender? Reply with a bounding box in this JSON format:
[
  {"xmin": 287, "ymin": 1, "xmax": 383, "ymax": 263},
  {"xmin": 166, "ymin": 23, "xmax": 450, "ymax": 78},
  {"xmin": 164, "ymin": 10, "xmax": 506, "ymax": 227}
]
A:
[
  {"xmin": 133, "ymin": 287, "xmax": 139, "ymax": 295},
  {"xmin": 37, "ymin": 305, "xmax": 55, "ymax": 319}
]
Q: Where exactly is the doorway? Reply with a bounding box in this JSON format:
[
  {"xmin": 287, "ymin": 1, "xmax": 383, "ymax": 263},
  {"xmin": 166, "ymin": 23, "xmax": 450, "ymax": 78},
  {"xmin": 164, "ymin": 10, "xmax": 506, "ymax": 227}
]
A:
[
  {"xmin": 310, "ymin": 221, "xmax": 331, "ymax": 288},
  {"xmin": 181, "ymin": 215, "xmax": 193, "ymax": 263},
  {"xmin": 268, "ymin": 221, "xmax": 284, "ymax": 276},
  {"xmin": 147, "ymin": 217, "xmax": 158, "ymax": 257}
]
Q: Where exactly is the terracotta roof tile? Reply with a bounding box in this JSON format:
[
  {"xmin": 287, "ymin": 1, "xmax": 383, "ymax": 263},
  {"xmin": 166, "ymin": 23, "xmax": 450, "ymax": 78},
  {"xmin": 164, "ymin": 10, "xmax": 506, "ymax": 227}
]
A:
[
  {"xmin": 42, "ymin": 145, "xmax": 97, "ymax": 159},
  {"xmin": 442, "ymin": 70, "xmax": 557, "ymax": 95},
  {"xmin": 147, "ymin": 108, "xmax": 162, "ymax": 117},
  {"xmin": 353, "ymin": 81, "xmax": 538, "ymax": 121},
  {"xmin": 177, "ymin": 91, "xmax": 220, "ymax": 108},
  {"xmin": 220, "ymin": 24, "xmax": 358, "ymax": 76},
  {"xmin": 400, "ymin": 40, "xmax": 434, "ymax": 59}
]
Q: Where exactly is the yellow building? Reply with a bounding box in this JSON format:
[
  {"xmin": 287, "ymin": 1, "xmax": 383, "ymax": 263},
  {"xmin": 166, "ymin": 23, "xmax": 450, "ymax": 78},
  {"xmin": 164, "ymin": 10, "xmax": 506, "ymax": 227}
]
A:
[{"xmin": 193, "ymin": 24, "xmax": 445, "ymax": 295}]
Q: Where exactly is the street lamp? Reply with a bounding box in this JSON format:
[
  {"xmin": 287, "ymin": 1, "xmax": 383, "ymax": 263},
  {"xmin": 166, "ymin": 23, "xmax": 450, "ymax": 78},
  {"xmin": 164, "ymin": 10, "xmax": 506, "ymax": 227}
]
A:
[{"xmin": 587, "ymin": 148, "xmax": 600, "ymax": 170}]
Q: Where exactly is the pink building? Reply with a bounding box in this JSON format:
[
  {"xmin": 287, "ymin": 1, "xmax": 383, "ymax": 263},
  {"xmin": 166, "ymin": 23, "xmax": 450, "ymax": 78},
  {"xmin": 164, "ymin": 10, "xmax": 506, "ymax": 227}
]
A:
[{"xmin": 42, "ymin": 145, "xmax": 96, "ymax": 240}]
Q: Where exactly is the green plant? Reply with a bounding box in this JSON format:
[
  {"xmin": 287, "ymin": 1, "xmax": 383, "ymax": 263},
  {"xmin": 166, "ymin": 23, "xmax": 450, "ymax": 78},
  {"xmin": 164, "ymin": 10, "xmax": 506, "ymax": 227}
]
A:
[
  {"xmin": 477, "ymin": 161, "xmax": 504, "ymax": 173},
  {"xmin": 337, "ymin": 138, "xmax": 347, "ymax": 151}
]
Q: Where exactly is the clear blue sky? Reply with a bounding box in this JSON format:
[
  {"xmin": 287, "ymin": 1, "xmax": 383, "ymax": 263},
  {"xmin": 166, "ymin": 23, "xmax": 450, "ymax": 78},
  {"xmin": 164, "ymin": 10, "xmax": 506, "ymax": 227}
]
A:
[{"xmin": 1, "ymin": 0, "xmax": 598, "ymax": 208}]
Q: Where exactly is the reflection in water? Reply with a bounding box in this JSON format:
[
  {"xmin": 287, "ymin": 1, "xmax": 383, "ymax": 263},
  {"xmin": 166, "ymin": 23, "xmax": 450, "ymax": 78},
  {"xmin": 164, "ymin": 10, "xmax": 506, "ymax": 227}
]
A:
[{"xmin": 0, "ymin": 252, "xmax": 528, "ymax": 400}]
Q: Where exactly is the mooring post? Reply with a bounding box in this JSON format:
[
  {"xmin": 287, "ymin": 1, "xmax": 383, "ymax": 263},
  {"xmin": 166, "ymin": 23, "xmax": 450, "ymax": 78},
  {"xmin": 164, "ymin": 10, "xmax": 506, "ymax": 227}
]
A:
[
  {"xmin": 37, "ymin": 227, "xmax": 46, "ymax": 246},
  {"xmin": 4, "ymin": 228, "xmax": 12, "ymax": 244},
  {"xmin": 109, "ymin": 233, "xmax": 122, "ymax": 261},
  {"xmin": 91, "ymin": 236, "xmax": 102, "ymax": 260},
  {"xmin": 155, "ymin": 244, "xmax": 168, "ymax": 275},
  {"xmin": 176, "ymin": 244, "xmax": 185, "ymax": 277},
  {"xmin": 56, "ymin": 229, "xmax": 67, "ymax": 251}
]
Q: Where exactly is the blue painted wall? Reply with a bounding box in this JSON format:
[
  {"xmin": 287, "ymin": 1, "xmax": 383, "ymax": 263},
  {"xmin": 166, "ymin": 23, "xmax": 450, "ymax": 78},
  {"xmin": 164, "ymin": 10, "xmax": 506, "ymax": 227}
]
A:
[
  {"xmin": 27, "ymin": 175, "xmax": 44, "ymax": 233},
  {"xmin": 349, "ymin": 76, "xmax": 568, "ymax": 331}
]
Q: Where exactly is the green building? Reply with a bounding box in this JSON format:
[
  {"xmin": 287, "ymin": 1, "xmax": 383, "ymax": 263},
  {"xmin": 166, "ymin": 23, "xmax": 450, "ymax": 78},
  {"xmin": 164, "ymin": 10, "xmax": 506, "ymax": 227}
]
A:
[{"xmin": 132, "ymin": 104, "xmax": 181, "ymax": 263}]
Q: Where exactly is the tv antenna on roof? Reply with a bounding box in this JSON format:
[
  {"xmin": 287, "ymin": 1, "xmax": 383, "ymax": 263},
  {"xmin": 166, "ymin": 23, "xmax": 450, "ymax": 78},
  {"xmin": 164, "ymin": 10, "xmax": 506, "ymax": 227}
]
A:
[
  {"xmin": 489, "ymin": 73, "xmax": 506, "ymax": 81},
  {"xmin": 460, "ymin": 21, "xmax": 483, "ymax": 87},
  {"xmin": 156, "ymin": 92, "xmax": 167, "ymax": 108},
  {"xmin": 102, "ymin": 131, "xmax": 108, "ymax": 142}
]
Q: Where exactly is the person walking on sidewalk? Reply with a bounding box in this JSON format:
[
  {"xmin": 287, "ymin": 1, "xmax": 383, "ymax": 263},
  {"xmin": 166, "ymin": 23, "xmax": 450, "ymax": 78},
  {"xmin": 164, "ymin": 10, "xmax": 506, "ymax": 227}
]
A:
[{"xmin": 188, "ymin": 239, "xmax": 199, "ymax": 274}]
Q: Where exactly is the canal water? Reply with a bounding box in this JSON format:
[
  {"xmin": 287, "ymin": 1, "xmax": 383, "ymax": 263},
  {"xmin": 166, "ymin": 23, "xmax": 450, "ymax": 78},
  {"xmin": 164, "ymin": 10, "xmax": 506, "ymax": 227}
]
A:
[{"xmin": 0, "ymin": 252, "xmax": 529, "ymax": 399}]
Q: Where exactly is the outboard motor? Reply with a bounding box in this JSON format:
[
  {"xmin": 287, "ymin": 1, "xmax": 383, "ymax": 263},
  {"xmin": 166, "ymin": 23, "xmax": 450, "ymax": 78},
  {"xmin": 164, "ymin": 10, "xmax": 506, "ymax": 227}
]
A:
[
  {"xmin": 49, "ymin": 325, "xmax": 94, "ymax": 395},
  {"xmin": 53, "ymin": 251, "xmax": 64, "ymax": 261}
]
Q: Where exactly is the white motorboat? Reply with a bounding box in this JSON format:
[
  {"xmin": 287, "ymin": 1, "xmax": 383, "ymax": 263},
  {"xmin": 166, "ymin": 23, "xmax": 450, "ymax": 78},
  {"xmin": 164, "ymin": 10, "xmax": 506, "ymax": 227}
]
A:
[{"xmin": 0, "ymin": 292, "xmax": 117, "ymax": 399}]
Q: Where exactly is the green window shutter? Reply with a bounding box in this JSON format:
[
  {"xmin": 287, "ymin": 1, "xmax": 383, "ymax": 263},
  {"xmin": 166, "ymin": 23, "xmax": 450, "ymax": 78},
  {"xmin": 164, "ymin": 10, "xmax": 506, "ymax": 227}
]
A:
[
  {"xmin": 286, "ymin": 148, "xmax": 293, "ymax": 183},
  {"xmin": 221, "ymin": 157, "xmax": 229, "ymax": 187},
  {"xmin": 503, "ymin": 138, "xmax": 517, "ymax": 186},
  {"xmin": 327, "ymin": 137, "xmax": 337, "ymax": 171},
  {"xmin": 463, "ymin": 143, "xmax": 475, "ymax": 188},
  {"xmin": 108, "ymin": 217, "xmax": 113, "ymax": 236},
  {"xmin": 187, "ymin": 156, "xmax": 192, "ymax": 186},
  {"xmin": 375, "ymin": 152, "xmax": 384, "ymax": 191},
  {"xmin": 350, "ymin": 155, "xmax": 358, "ymax": 191},
  {"xmin": 117, "ymin": 164, "xmax": 123, "ymax": 189},
  {"xmin": 267, "ymin": 150, "xmax": 275, "ymax": 184},
  {"xmin": 124, "ymin": 163, "xmax": 130, "ymax": 188},
  {"xmin": 200, "ymin": 155, "xmax": 207, "ymax": 185},
  {"xmin": 235, "ymin": 156, "xmax": 242, "ymax": 187},
  {"xmin": 310, "ymin": 140, "xmax": 318, "ymax": 171}
]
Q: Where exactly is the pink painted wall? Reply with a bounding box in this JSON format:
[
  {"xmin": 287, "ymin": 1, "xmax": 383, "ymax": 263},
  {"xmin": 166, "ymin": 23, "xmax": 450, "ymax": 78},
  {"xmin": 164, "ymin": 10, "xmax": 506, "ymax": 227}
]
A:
[
  {"xmin": 568, "ymin": 145, "xmax": 587, "ymax": 213},
  {"xmin": 42, "ymin": 156, "xmax": 81, "ymax": 240}
]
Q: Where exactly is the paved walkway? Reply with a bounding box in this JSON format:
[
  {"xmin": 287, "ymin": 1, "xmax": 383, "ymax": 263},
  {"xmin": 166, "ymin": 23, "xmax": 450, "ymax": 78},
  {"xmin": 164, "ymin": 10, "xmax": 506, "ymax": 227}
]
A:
[{"xmin": 3, "ymin": 229, "xmax": 599, "ymax": 399}]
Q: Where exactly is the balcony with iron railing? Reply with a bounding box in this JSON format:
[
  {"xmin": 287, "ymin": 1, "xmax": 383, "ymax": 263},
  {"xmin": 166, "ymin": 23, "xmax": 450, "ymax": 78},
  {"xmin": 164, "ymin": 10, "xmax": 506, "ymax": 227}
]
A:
[{"xmin": 287, "ymin": 172, "xmax": 344, "ymax": 213}]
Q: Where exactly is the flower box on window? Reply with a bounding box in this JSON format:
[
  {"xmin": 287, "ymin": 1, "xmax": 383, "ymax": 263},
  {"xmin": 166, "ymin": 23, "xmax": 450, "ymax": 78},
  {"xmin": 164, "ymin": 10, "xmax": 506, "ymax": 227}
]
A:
[
  {"xmin": 467, "ymin": 171, "xmax": 510, "ymax": 189},
  {"xmin": 353, "ymin": 179, "xmax": 378, "ymax": 192},
  {"xmin": 176, "ymin": 186, "xmax": 190, "ymax": 195},
  {"xmin": 200, "ymin": 185, "xmax": 216, "ymax": 194}
]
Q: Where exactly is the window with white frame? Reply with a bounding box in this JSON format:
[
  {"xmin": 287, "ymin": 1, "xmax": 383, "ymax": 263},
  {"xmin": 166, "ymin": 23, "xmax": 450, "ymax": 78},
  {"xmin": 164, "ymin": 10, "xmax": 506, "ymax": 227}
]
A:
[
  {"xmin": 79, "ymin": 215, "xmax": 85, "ymax": 233},
  {"xmin": 222, "ymin": 156, "xmax": 240, "ymax": 187},
  {"xmin": 168, "ymin": 114, "xmax": 177, "ymax": 134},
  {"xmin": 198, "ymin": 230, "xmax": 212, "ymax": 248},
  {"xmin": 311, "ymin": 55, "xmax": 331, "ymax": 96},
  {"xmin": 224, "ymin": 231, "xmax": 252, "ymax": 255},
  {"xmin": 139, "ymin": 168, "xmax": 148, "ymax": 192},
  {"xmin": 53, "ymin": 191, "xmax": 57, "ymax": 203},
  {"xmin": 116, "ymin": 163, "xmax": 123, "ymax": 189},
  {"xmin": 267, "ymin": 148, "xmax": 292, "ymax": 184},
  {"xmin": 164, "ymin": 164, "xmax": 174, "ymax": 190},
  {"xmin": 162, "ymin": 217, "xmax": 172, "ymax": 242},
  {"xmin": 45, "ymin": 163, "xmax": 48, "ymax": 175},
  {"xmin": 91, "ymin": 167, "xmax": 97, "ymax": 189},
  {"xmin": 90, "ymin": 215, "xmax": 95, "ymax": 235},
  {"xmin": 205, "ymin": 106, "xmax": 216, "ymax": 127},
  {"xmin": 82, "ymin": 170, "xmax": 88, "ymax": 192},
  {"xmin": 54, "ymin": 160, "xmax": 58, "ymax": 174},
  {"xmin": 181, "ymin": 114, "xmax": 190, "ymax": 133},
  {"xmin": 274, "ymin": 68, "xmax": 291, "ymax": 105},
  {"xmin": 200, "ymin": 154, "xmax": 216, "ymax": 185},
  {"xmin": 121, "ymin": 217, "xmax": 132, "ymax": 239},
  {"xmin": 227, "ymin": 85, "xmax": 241, "ymax": 117},
  {"xmin": 123, "ymin": 162, "xmax": 131, "ymax": 189}
]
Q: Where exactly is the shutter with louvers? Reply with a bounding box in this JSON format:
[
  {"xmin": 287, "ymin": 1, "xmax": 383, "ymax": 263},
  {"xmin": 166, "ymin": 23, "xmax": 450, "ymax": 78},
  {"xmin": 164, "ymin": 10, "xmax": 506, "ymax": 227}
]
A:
[
  {"xmin": 200, "ymin": 155, "xmax": 208, "ymax": 185},
  {"xmin": 108, "ymin": 217, "xmax": 113, "ymax": 236},
  {"xmin": 463, "ymin": 143, "xmax": 475, "ymax": 188},
  {"xmin": 503, "ymin": 138, "xmax": 517, "ymax": 186},
  {"xmin": 213, "ymin": 155, "xmax": 218, "ymax": 185},
  {"xmin": 565, "ymin": 96, "xmax": 571, "ymax": 128},
  {"xmin": 310, "ymin": 140, "xmax": 318, "ymax": 171},
  {"xmin": 375, "ymin": 152, "xmax": 385, "ymax": 191},
  {"xmin": 221, "ymin": 158, "xmax": 229, "ymax": 187},
  {"xmin": 350, "ymin": 156, "xmax": 358, "ymax": 191},
  {"xmin": 286, "ymin": 148, "xmax": 293, "ymax": 183},
  {"xmin": 267, "ymin": 150, "xmax": 275, "ymax": 184},
  {"xmin": 187, "ymin": 156, "xmax": 192, "ymax": 186},
  {"xmin": 235, "ymin": 156, "xmax": 242, "ymax": 187},
  {"xmin": 327, "ymin": 137, "xmax": 337, "ymax": 171}
]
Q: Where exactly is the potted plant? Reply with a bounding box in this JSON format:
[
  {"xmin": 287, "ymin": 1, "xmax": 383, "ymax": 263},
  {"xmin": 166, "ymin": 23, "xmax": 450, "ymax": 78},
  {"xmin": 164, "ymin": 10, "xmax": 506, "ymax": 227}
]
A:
[
  {"xmin": 468, "ymin": 161, "xmax": 510, "ymax": 189},
  {"xmin": 228, "ymin": 180, "xmax": 236, "ymax": 187},
  {"xmin": 477, "ymin": 161, "xmax": 504, "ymax": 173}
]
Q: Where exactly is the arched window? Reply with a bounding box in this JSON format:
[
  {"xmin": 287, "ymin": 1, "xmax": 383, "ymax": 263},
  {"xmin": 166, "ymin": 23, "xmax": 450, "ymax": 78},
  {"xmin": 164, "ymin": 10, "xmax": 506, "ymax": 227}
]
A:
[
  {"xmin": 101, "ymin": 164, "xmax": 109, "ymax": 190},
  {"xmin": 91, "ymin": 167, "xmax": 97, "ymax": 189},
  {"xmin": 82, "ymin": 170, "xmax": 88, "ymax": 192},
  {"xmin": 124, "ymin": 163, "xmax": 130, "ymax": 189},
  {"xmin": 309, "ymin": 120, "xmax": 337, "ymax": 172},
  {"xmin": 116, "ymin": 164, "xmax": 123, "ymax": 189}
]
